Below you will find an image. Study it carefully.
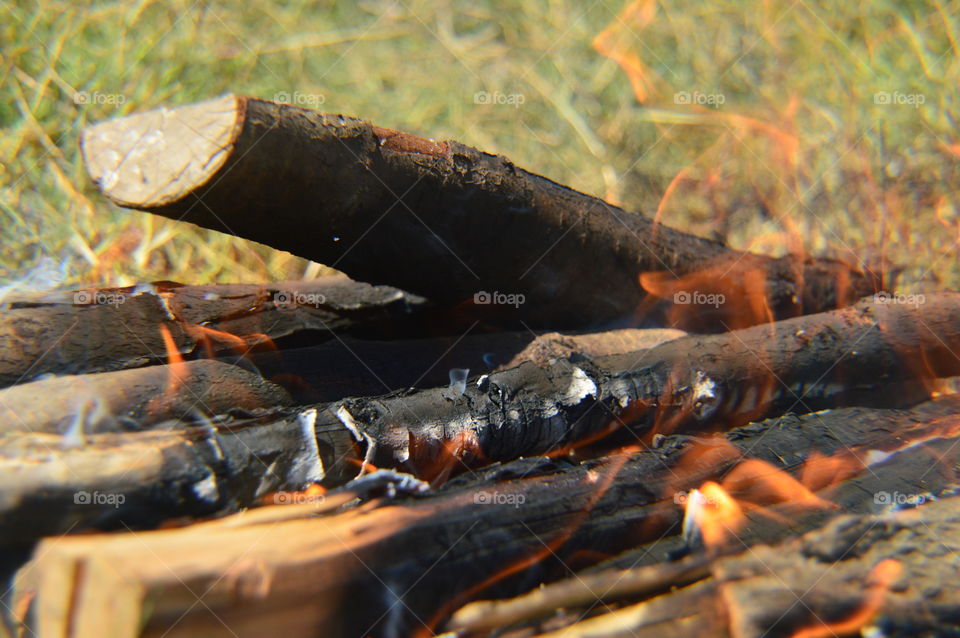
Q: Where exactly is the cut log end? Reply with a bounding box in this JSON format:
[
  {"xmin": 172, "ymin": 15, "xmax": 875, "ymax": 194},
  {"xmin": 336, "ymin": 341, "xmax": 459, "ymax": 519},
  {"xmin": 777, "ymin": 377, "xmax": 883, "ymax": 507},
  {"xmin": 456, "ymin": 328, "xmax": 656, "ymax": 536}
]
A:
[{"xmin": 80, "ymin": 93, "xmax": 242, "ymax": 208}]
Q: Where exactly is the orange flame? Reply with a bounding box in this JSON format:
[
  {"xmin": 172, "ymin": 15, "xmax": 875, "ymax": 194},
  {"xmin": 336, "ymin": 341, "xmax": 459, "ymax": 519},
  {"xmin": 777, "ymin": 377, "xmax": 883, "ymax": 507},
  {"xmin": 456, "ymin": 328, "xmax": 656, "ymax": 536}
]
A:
[
  {"xmin": 184, "ymin": 324, "xmax": 277, "ymax": 359},
  {"xmin": 674, "ymin": 443, "xmax": 844, "ymax": 552},
  {"xmin": 683, "ymin": 481, "xmax": 745, "ymax": 549},
  {"xmin": 158, "ymin": 324, "xmax": 188, "ymax": 398},
  {"xmin": 790, "ymin": 559, "xmax": 902, "ymax": 638},
  {"xmin": 592, "ymin": 0, "xmax": 660, "ymax": 103}
]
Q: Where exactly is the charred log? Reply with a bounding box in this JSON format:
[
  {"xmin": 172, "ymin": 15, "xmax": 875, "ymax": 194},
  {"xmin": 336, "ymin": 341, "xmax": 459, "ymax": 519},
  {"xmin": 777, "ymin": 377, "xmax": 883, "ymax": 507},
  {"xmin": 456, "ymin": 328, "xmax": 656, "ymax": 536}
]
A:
[{"xmin": 80, "ymin": 94, "xmax": 881, "ymax": 331}]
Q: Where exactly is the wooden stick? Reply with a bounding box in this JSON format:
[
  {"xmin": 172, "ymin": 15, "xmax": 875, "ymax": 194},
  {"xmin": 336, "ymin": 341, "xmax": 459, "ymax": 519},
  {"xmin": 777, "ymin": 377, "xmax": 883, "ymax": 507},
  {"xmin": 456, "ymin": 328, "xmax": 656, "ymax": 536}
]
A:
[
  {"xmin": 81, "ymin": 94, "xmax": 881, "ymax": 331},
  {"xmin": 447, "ymin": 555, "xmax": 711, "ymax": 634}
]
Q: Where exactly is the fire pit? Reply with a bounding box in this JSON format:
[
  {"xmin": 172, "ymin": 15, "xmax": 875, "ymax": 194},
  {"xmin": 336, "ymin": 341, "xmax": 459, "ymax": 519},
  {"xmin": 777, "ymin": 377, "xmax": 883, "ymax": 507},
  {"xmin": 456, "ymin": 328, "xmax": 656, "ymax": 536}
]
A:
[{"xmin": 2, "ymin": 93, "xmax": 958, "ymax": 638}]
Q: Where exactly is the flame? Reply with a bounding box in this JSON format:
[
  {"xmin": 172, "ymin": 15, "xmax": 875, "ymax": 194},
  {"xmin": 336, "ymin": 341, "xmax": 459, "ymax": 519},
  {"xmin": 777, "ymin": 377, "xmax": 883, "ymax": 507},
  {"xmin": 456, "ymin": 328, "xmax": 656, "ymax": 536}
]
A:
[
  {"xmin": 592, "ymin": 0, "xmax": 660, "ymax": 103},
  {"xmin": 184, "ymin": 324, "xmax": 276, "ymax": 358},
  {"xmin": 158, "ymin": 324, "xmax": 188, "ymax": 397},
  {"xmin": 407, "ymin": 429, "xmax": 486, "ymax": 485},
  {"xmin": 682, "ymin": 481, "xmax": 745, "ymax": 549},
  {"xmin": 790, "ymin": 559, "xmax": 902, "ymax": 638},
  {"xmin": 674, "ymin": 442, "xmax": 845, "ymax": 552},
  {"xmin": 638, "ymin": 258, "xmax": 776, "ymax": 331}
]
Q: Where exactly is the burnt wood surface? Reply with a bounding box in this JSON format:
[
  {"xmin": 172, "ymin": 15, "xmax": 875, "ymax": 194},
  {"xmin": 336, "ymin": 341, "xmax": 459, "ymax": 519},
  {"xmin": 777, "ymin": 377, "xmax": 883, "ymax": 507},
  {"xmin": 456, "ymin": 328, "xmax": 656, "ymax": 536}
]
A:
[
  {"xmin": 12, "ymin": 398, "xmax": 960, "ymax": 638},
  {"xmin": 521, "ymin": 495, "xmax": 960, "ymax": 638},
  {"xmin": 81, "ymin": 94, "xmax": 881, "ymax": 331}
]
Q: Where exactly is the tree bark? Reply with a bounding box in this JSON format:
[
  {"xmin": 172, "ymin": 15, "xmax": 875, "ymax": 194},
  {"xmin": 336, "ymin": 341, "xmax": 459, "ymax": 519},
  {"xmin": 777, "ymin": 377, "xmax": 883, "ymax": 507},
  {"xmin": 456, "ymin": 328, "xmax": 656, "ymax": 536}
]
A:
[
  {"xmin": 81, "ymin": 94, "xmax": 881, "ymax": 331},
  {"xmin": 312, "ymin": 293, "xmax": 960, "ymax": 480}
]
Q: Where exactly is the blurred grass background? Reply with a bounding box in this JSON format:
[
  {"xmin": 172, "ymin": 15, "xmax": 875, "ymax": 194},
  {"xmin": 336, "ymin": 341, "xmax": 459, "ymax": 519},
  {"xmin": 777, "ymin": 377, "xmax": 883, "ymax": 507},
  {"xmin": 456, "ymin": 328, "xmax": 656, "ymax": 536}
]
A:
[{"xmin": 2, "ymin": 0, "xmax": 958, "ymax": 293}]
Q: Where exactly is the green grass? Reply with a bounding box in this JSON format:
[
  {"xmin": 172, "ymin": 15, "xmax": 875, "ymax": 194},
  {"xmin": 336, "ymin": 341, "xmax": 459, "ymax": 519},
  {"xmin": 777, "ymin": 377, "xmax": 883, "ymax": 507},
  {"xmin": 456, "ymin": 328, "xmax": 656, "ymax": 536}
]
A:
[{"xmin": 2, "ymin": 0, "xmax": 959, "ymax": 294}]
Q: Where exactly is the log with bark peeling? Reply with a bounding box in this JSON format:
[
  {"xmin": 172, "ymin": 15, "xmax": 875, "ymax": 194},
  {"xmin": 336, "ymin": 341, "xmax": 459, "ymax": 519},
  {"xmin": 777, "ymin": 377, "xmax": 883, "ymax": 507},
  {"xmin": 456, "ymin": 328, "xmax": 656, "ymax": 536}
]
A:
[
  {"xmin": 80, "ymin": 94, "xmax": 881, "ymax": 330},
  {"xmin": 11, "ymin": 398, "xmax": 960, "ymax": 637},
  {"xmin": 0, "ymin": 276, "xmax": 424, "ymax": 388}
]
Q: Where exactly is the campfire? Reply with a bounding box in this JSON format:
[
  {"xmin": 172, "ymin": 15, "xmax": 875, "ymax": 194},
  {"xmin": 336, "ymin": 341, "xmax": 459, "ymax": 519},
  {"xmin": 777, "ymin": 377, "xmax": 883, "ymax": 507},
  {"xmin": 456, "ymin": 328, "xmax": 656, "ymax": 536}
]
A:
[{"xmin": 2, "ymin": 90, "xmax": 959, "ymax": 638}]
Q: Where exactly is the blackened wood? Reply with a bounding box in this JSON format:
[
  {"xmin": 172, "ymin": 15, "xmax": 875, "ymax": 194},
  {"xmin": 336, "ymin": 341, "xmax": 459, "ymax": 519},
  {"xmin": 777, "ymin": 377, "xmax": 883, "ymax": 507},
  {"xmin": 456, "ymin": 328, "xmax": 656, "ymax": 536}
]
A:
[
  {"xmin": 12, "ymin": 398, "xmax": 960, "ymax": 637},
  {"xmin": 311, "ymin": 294, "xmax": 960, "ymax": 479},
  {"xmin": 0, "ymin": 407, "xmax": 335, "ymax": 543},
  {"xmin": 0, "ymin": 276, "xmax": 425, "ymax": 388},
  {"xmin": 81, "ymin": 94, "xmax": 880, "ymax": 330},
  {"xmin": 551, "ymin": 495, "xmax": 960, "ymax": 638},
  {"xmin": 4, "ymin": 295, "xmax": 957, "ymax": 545}
]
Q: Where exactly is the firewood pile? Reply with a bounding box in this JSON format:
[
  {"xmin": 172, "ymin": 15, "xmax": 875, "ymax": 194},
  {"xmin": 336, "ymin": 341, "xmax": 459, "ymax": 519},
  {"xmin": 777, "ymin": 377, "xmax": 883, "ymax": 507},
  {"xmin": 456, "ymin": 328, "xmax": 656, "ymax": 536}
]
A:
[{"xmin": 2, "ymin": 95, "xmax": 958, "ymax": 638}]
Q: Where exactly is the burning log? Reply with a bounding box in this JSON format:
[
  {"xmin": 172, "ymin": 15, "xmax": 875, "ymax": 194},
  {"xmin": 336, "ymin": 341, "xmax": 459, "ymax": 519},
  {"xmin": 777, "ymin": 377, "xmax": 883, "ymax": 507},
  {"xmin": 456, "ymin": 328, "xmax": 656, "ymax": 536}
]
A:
[
  {"xmin": 0, "ymin": 276, "xmax": 425, "ymax": 388},
  {"xmin": 80, "ymin": 94, "xmax": 880, "ymax": 330},
  {"xmin": 299, "ymin": 293, "xmax": 960, "ymax": 479},
  {"xmin": 512, "ymin": 494, "xmax": 960, "ymax": 638},
  {"xmin": 11, "ymin": 397, "xmax": 960, "ymax": 636}
]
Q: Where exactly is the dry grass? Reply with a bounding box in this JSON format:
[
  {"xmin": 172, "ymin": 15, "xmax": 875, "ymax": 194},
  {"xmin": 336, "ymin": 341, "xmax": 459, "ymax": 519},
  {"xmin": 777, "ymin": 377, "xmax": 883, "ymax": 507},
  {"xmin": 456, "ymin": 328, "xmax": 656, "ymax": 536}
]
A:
[{"xmin": 2, "ymin": 0, "xmax": 959, "ymax": 294}]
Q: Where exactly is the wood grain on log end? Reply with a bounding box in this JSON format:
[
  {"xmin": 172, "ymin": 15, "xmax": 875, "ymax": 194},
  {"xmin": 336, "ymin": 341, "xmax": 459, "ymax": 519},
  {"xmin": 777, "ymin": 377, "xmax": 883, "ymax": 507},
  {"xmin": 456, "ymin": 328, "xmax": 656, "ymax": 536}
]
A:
[{"xmin": 81, "ymin": 94, "xmax": 242, "ymax": 208}]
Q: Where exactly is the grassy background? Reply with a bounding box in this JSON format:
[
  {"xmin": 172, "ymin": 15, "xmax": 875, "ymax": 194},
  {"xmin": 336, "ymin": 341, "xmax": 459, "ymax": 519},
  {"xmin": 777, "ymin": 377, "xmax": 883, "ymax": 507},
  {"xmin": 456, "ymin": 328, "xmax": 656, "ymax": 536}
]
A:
[{"xmin": 2, "ymin": 0, "xmax": 959, "ymax": 294}]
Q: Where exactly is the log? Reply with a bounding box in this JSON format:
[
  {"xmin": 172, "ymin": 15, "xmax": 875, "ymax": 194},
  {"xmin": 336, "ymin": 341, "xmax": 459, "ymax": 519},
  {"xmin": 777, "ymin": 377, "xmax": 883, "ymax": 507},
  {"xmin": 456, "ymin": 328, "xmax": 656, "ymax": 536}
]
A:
[
  {"xmin": 449, "ymin": 405, "xmax": 960, "ymax": 635},
  {"xmin": 497, "ymin": 328, "xmax": 686, "ymax": 369},
  {"xmin": 0, "ymin": 359, "xmax": 292, "ymax": 435},
  {"xmin": 11, "ymin": 398, "xmax": 960, "ymax": 637},
  {"xmin": 528, "ymin": 494, "xmax": 960, "ymax": 638},
  {"xmin": 0, "ymin": 276, "xmax": 425, "ymax": 388},
  {"xmin": 303, "ymin": 293, "xmax": 960, "ymax": 479},
  {"xmin": 80, "ymin": 94, "xmax": 881, "ymax": 331}
]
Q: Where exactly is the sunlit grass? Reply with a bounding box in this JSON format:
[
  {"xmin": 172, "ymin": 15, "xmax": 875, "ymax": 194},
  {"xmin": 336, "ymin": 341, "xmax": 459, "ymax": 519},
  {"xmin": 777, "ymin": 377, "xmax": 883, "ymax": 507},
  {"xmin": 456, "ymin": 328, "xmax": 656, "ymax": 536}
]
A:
[{"xmin": 2, "ymin": 0, "xmax": 958, "ymax": 293}]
